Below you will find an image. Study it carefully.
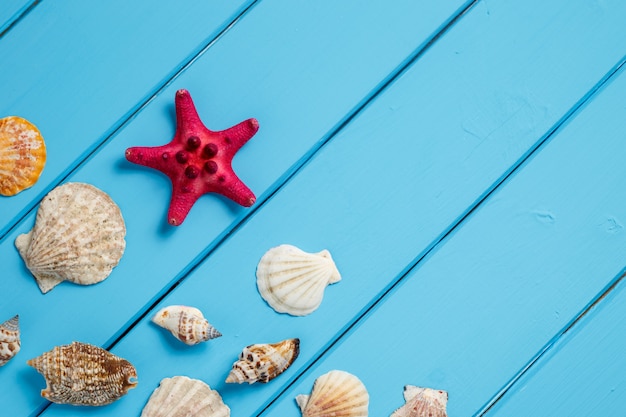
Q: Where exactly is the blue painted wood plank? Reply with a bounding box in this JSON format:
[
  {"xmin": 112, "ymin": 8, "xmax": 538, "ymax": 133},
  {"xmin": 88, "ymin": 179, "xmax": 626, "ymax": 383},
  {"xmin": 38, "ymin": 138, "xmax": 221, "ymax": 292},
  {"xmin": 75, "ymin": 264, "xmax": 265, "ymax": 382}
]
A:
[
  {"xmin": 0, "ymin": 0, "xmax": 256, "ymax": 238},
  {"xmin": 252, "ymin": 57, "xmax": 626, "ymax": 416},
  {"xmin": 486, "ymin": 273, "xmax": 626, "ymax": 416},
  {"xmin": 0, "ymin": 0, "xmax": 35, "ymax": 34},
  {"xmin": 32, "ymin": 1, "xmax": 626, "ymax": 416},
  {"xmin": 0, "ymin": 0, "xmax": 471, "ymax": 415}
]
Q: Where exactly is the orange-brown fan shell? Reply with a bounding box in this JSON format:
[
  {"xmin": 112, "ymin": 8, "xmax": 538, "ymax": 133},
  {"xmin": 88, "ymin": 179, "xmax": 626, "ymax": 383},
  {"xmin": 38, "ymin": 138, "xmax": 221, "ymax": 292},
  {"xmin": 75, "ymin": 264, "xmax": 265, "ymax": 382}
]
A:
[{"xmin": 0, "ymin": 116, "xmax": 46, "ymax": 196}]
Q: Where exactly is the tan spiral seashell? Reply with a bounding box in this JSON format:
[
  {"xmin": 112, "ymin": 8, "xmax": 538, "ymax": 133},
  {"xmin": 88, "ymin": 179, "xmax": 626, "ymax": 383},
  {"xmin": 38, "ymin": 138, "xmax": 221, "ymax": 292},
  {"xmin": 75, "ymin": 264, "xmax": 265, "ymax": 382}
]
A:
[
  {"xmin": 141, "ymin": 376, "xmax": 230, "ymax": 417},
  {"xmin": 295, "ymin": 370, "xmax": 369, "ymax": 417},
  {"xmin": 390, "ymin": 386, "xmax": 448, "ymax": 417},
  {"xmin": 226, "ymin": 338, "xmax": 300, "ymax": 384},
  {"xmin": 256, "ymin": 244, "xmax": 341, "ymax": 316},
  {"xmin": 15, "ymin": 182, "xmax": 126, "ymax": 294},
  {"xmin": 27, "ymin": 341, "xmax": 137, "ymax": 406},
  {"xmin": 0, "ymin": 315, "xmax": 20, "ymax": 366},
  {"xmin": 0, "ymin": 116, "xmax": 46, "ymax": 196},
  {"xmin": 152, "ymin": 305, "xmax": 222, "ymax": 346}
]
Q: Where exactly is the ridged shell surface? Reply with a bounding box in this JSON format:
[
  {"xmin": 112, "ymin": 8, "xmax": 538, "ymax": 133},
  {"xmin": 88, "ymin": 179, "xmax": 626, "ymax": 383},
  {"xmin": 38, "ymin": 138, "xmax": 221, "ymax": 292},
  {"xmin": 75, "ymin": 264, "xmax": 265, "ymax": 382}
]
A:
[
  {"xmin": 0, "ymin": 315, "xmax": 20, "ymax": 366},
  {"xmin": 257, "ymin": 245, "xmax": 341, "ymax": 316},
  {"xmin": 152, "ymin": 305, "xmax": 222, "ymax": 345},
  {"xmin": 0, "ymin": 116, "xmax": 46, "ymax": 196},
  {"xmin": 141, "ymin": 376, "xmax": 230, "ymax": 417},
  {"xmin": 226, "ymin": 338, "xmax": 299, "ymax": 384},
  {"xmin": 390, "ymin": 386, "xmax": 448, "ymax": 417},
  {"xmin": 27, "ymin": 341, "xmax": 137, "ymax": 406},
  {"xmin": 15, "ymin": 182, "xmax": 126, "ymax": 293},
  {"xmin": 295, "ymin": 370, "xmax": 368, "ymax": 417}
]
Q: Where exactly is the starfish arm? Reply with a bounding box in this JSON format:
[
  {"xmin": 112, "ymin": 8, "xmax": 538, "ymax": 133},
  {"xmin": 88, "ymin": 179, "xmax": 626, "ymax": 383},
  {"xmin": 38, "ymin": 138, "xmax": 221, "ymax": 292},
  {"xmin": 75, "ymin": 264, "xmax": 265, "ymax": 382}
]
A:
[
  {"xmin": 175, "ymin": 89, "xmax": 206, "ymax": 135},
  {"xmin": 220, "ymin": 118, "xmax": 259, "ymax": 158},
  {"xmin": 167, "ymin": 187, "xmax": 202, "ymax": 226},
  {"xmin": 216, "ymin": 174, "xmax": 256, "ymax": 207},
  {"xmin": 125, "ymin": 145, "xmax": 181, "ymax": 177}
]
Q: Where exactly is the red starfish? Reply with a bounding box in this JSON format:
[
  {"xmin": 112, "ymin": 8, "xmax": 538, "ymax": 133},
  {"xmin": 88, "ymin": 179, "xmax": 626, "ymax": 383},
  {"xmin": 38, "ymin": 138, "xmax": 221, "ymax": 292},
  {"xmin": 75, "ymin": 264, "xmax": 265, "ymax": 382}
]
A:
[{"xmin": 125, "ymin": 89, "xmax": 259, "ymax": 226}]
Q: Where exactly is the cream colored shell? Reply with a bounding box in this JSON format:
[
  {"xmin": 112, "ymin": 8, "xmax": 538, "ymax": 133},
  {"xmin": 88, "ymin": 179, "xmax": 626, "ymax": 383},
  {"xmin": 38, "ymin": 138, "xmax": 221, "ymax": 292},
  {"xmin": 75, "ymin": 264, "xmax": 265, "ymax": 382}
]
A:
[
  {"xmin": 141, "ymin": 376, "xmax": 230, "ymax": 417},
  {"xmin": 27, "ymin": 341, "xmax": 137, "ymax": 406},
  {"xmin": 226, "ymin": 338, "xmax": 300, "ymax": 384},
  {"xmin": 256, "ymin": 244, "xmax": 341, "ymax": 316},
  {"xmin": 15, "ymin": 182, "xmax": 126, "ymax": 293},
  {"xmin": 296, "ymin": 370, "xmax": 368, "ymax": 417},
  {"xmin": 0, "ymin": 315, "xmax": 20, "ymax": 366},
  {"xmin": 390, "ymin": 386, "xmax": 448, "ymax": 417},
  {"xmin": 152, "ymin": 305, "xmax": 222, "ymax": 345}
]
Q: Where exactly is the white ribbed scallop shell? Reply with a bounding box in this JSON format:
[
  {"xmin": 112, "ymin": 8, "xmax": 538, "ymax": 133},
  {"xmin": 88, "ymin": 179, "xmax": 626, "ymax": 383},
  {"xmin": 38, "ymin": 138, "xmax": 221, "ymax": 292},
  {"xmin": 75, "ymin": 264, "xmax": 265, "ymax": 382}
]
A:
[
  {"xmin": 390, "ymin": 386, "xmax": 448, "ymax": 417},
  {"xmin": 0, "ymin": 315, "xmax": 20, "ymax": 366},
  {"xmin": 152, "ymin": 305, "xmax": 222, "ymax": 345},
  {"xmin": 141, "ymin": 376, "xmax": 230, "ymax": 417},
  {"xmin": 296, "ymin": 370, "xmax": 368, "ymax": 417},
  {"xmin": 256, "ymin": 245, "xmax": 341, "ymax": 316},
  {"xmin": 14, "ymin": 182, "xmax": 126, "ymax": 293}
]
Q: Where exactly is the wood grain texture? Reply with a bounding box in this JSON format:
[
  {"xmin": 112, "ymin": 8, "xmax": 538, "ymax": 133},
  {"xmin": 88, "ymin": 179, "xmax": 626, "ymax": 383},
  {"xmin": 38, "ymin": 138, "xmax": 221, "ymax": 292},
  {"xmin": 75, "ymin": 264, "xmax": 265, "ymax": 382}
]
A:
[
  {"xmin": 257, "ymin": 52, "xmax": 626, "ymax": 417},
  {"xmin": 29, "ymin": 1, "xmax": 626, "ymax": 416},
  {"xmin": 0, "ymin": 0, "xmax": 469, "ymax": 415}
]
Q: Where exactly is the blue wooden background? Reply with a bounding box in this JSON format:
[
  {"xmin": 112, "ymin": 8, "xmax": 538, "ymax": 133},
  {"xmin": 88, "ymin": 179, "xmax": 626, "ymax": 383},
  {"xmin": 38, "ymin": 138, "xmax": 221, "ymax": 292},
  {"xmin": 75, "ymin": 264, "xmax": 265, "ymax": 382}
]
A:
[{"xmin": 1, "ymin": 1, "xmax": 626, "ymax": 416}]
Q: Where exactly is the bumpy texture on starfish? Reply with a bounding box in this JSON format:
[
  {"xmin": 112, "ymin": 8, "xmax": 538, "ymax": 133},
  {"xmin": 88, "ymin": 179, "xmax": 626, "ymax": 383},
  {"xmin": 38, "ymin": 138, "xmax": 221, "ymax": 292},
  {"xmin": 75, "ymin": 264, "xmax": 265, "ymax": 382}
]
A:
[{"xmin": 125, "ymin": 89, "xmax": 259, "ymax": 226}]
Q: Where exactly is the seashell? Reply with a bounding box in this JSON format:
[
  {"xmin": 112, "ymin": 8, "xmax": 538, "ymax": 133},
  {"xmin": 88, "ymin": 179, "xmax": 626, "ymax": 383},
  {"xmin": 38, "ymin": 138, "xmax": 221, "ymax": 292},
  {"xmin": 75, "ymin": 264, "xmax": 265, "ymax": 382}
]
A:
[
  {"xmin": 295, "ymin": 370, "xmax": 368, "ymax": 417},
  {"xmin": 27, "ymin": 341, "xmax": 137, "ymax": 406},
  {"xmin": 226, "ymin": 338, "xmax": 299, "ymax": 384},
  {"xmin": 141, "ymin": 376, "xmax": 230, "ymax": 417},
  {"xmin": 152, "ymin": 305, "xmax": 222, "ymax": 345},
  {"xmin": 256, "ymin": 244, "xmax": 341, "ymax": 316},
  {"xmin": 0, "ymin": 116, "xmax": 46, "ymax": 196},
  {"xmin": 15, "ymin": 182, "xmax": 126, "ymax": 294},
  {"xmin": 0, "ymin": 315, "xmax": 20, "ymax": 366},
  {"xmin": 390, "ymin": 386, "xmax": 448, "ymax": 417}
]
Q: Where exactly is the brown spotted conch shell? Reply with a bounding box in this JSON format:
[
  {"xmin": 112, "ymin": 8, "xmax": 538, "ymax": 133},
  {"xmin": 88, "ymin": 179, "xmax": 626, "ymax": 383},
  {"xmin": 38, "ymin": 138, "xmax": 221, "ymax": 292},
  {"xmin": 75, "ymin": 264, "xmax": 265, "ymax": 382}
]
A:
[
  {"xmin": 15, "ymin": 182, "xmax": 126, "ymax": 293},
  {"xmin": 152, "ymin": 305, "xmax": 222, "ymax": 345},
  {"xmin": 256, "ymin": 244, "xmax": 341, "ymax": 316},
  {"xmin": 0, "ymin": 116, "xmax": 46, "ymax": 196},
  {"xmin": 390, "ymin": 386, "xmax": 448, "ymax": 417},
  {"xmin": 0, "ymin": 315, "xmax": 20, "ymax": 366},
  {"xmin": 141, "ymin": 376, "xmax": 230, "ymax": 417},
  {"xmin": 296, "ymin": 370, "xmax": 369, "ymax": 417},
  {"xmin": 27, "ymin": 341, "xmax": 137, "ymax": 405},
  {"xmin": 226, "ymin": 338, "xmax": 299, "ymax": 384}
]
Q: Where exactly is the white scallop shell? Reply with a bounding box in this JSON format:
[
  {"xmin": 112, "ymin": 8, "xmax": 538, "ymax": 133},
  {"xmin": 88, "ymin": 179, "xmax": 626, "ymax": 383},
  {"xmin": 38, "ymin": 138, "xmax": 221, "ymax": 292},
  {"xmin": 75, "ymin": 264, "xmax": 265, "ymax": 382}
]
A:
[
  {"xmin": 390, "ymin": 386, "xmax": 448, "ymax": 417},
  {"xmin": 295, "ymin": 370, "xmax": 368, "ymax": 417},
  {"xmin": 0, "ymin": 315, "xmax": 20, "ymax": 366},
  {"xmin": 14, "ymin": 182, "xmax": 126, "ymax": 294},
  {"xmin": 141, "ymin": 376, "xmax": 230, "ymax": 417},
  {"xmin": 226, "ymin": 338, "xmax": 299, "ymax": 384},
  {"xmin": 152, "ymin": 305, "xmax": 221, "ymax": 345},
  {"xmin": 256, "ymin": 244, "xmax": 341, "ymax": 316}
]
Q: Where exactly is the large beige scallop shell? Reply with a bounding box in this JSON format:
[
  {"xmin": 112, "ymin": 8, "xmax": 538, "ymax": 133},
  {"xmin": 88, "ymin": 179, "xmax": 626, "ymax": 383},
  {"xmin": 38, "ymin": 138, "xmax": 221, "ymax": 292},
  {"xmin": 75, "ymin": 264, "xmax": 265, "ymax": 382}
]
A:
[
  {"xmin": 141, "ymin": 376, "xmax": 230, "ymax": 417},
  {"xmin": 295, "ymin": 370, "xmax": 369, "ymax": 417},
  {"xmin": 152, "ymin": 305, "xmax": 222, "ymax": 345},
  {"xmin": 226, "ymin": 338, "xmax": 300, "ymax": 384},
  {"xmin": 256, "ymin": 244, "xmax": 341, "ymax": 316},
  {"xmin": 0, "ymin": 315, "xmax": 20, "ymax": 366},
  {"xmin": 15, "ymin": 182, "xmax": 126, "ymax": 293},
  {"xmin": 27, "ymin": 341, "xmax": 137, "ymax": 406},
  {"xmin": 390, "ymin": 386, "xmax": 448, "ymax": 417},
  {"xmin": 0, "ymin": 116, "xmax": 46, "ymax": 196}
]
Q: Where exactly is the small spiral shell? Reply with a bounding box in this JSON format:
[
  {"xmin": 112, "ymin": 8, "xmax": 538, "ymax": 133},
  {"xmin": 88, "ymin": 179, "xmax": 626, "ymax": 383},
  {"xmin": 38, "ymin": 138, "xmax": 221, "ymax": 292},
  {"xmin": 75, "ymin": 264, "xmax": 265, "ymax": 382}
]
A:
[
  {"xmin": 152, "ymin": 305, "xmax": 222, "ymax": 345},
  {"xmin": 226, "ymin": 338, "xmax": 300, "ymax": 384},
  {"xmin": 0, "ymin": 315, "xmax": 20, "ymax": 366}
]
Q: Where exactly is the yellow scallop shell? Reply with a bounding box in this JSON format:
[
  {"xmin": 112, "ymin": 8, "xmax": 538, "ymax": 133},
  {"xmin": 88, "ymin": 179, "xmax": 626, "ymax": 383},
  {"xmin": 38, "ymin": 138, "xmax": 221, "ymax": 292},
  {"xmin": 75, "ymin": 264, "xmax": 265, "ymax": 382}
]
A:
[{"xmin": 0, "ymin": 116, "xmax": 46, "ymax": 196}]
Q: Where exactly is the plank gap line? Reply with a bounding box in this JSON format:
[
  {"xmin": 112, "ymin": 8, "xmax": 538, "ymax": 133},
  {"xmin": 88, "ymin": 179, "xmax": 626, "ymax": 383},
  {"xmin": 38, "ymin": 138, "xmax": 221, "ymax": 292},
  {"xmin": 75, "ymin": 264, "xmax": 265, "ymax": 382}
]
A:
[
  {"xmin": 0, "ymin": 0, "xmax": 40, "ymax": 40},
  {"xmin": 256, "ymin": 37, "xmax": 626, "ymax": 417},
  {"xmin": 0, "ymin": 0, "xmax": 262, "ymax": 243}
]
